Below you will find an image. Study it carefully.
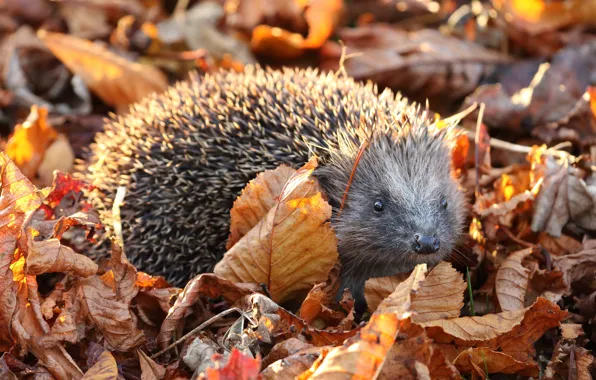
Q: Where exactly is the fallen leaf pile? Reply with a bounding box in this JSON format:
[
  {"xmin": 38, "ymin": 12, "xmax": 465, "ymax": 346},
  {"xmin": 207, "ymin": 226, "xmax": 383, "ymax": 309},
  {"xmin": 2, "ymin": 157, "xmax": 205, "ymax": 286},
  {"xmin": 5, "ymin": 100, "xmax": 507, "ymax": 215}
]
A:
[{"xmin": 2, "ymin": 0, "xmax": 596, "ymax": 379}]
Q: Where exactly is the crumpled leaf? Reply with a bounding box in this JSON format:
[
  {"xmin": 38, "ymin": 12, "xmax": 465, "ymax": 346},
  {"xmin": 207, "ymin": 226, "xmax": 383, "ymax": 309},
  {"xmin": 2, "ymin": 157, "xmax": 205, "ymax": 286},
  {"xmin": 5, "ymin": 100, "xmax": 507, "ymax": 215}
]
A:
[
  {"xmin": 423, "ymin": 297, "xmax": 567, "ymax": 362},
  {"xmin": 0, "ymin": 153, "xmax": 47, "ymax": 349},
  {"xmin": 545, "ymin": 323, "xmax": 594, "ymax": 380},
  {"xmin": 261, "ymin": 337, "xmax": 315, "ymax": 368},
  {"xmin": 157, "ymin": 274, "xmax": 256, "ymax": 349},
  {"xmin": 38, "ymin": 30, "xmax": 168, "ymax": 109},
  {"xmin": 553, "ymin": 240, "xmax": 596, "ymax": 293},
  {"xmin": 495, "ymin": 247, "xmax": 535, "ymax": 311},
  {"xmin": 246, "ymin": 293, "xmax": 357, "ymax": 347},
  {"xmin": 453, "ymin": 347, "xmax": 538, "ymax": 377},
  {"xmin": 204, "ymin": 348, "xmax": 260, "ymax": 380},
  {"xmin": 463, "ymin": 42, "xmax": 596, "ymax": 144},
  {"xmin": 215, "ymin": 160, "xmax": 339, "ymax": 304},
  {"xmin": 138, "ymin": 349, "xmax": 166, "ymax": 380},
  {"xmin": 25, "ymin": 230, "xmax": 98, "ymax": 277},
  {"xmin": 81, "ymin": 350, "xmax": 118, "ymax": 379},
  {"xmin": 298, "ymin": 265, "xmax": 427, "ymax": 379},
  {"xmin": 532, "ymin": 155, "xmax": 596, "ymax": 236},
  {"xmin": 79, "ymin": 243, "xmax": 145, "ymax": 351},
  {"xmin": 5, "ymin": 105, "xmax": 58, "ymax": 180},
  {"xmin": 365, "ymin": 262, "xmax": 466, "ymax": 322},
  {"xmin": 321, "ymin": 26, "xmax": 508, "ymax": 109}
]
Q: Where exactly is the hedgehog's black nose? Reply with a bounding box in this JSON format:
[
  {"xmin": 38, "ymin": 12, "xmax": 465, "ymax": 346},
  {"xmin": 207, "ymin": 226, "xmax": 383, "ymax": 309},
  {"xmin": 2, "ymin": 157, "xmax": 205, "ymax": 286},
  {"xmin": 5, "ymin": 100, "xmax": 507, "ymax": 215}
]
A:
[{"xmin": 413, "ymin": 234, "xmax": 440, "ymax": 254}]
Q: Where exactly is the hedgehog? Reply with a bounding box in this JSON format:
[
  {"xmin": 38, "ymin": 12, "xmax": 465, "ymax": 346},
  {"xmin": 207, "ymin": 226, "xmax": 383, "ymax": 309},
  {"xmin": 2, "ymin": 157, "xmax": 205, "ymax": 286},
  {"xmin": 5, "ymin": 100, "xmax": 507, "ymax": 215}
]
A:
[{"xmin": 78, "ymin": 66, "xmax": 467, "ymax": 308}]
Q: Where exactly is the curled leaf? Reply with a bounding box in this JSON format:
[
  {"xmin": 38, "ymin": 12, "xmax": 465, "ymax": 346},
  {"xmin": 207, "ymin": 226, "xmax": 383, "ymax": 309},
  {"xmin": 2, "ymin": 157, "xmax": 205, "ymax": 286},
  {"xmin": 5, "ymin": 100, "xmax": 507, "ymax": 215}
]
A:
[{"xmin": 215, "ymin": 161, "xmax": 338, "ymax": 303}]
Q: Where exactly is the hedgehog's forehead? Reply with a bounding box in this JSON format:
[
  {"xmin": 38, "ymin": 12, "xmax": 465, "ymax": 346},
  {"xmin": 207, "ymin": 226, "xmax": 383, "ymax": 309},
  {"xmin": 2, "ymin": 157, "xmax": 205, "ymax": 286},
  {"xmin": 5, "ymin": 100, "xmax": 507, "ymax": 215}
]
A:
[{"xmin": 354, "ymin": 129, "xmax": 453, "ymax": 199}]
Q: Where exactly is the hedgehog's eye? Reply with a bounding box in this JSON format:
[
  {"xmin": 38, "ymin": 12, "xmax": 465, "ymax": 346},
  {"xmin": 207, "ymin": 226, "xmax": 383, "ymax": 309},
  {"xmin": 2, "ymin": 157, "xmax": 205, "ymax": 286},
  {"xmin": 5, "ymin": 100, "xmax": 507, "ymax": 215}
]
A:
[
  {"xmin": 373, "ymin": 199, "xmax": 384, "ymax": 212},
  {"xmin": 440, "ymin": 198, "xmax": 448, "ymax": 209}
]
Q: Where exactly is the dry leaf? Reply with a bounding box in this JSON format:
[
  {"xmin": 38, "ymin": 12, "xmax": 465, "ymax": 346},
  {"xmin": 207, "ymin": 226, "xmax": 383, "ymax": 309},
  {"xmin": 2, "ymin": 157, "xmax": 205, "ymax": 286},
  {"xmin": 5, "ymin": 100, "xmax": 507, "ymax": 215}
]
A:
[
  {"xmin": 79, "ymin": 244, "xmax": 145, "ymax": 351},
  {"xmin": 25, "ymin": 231, "xmax": 98, "ymax": 277},
  {"xmin": 261, "ymin": 338, "xmax": 315, "ymax": 368},
  {"xmin": 227, "ymin": 165, "xmax": 296, "ymax": 249},
  {"xmin": 321, "ymin": 26, "xmax": 508, "ymax": 109},
  {"xmin": 5, "ymin": 106, "xmax": 58, "ymax": 180},
  {"xmin": 365, "ymin": 262, "xmax": 466, "ymax": 322},
  {"xmin": 138, "ymin": 349, "xmax": 166, "ymax": 380},
  {"xmin": 215, "ymin": 160, "xmax": 338, "ymax": 303},
  {"xmin": 424, "ymin": 297, "xmax": 567, "ymax": 362},
  {"xmin": 364, "ymin": 273, "xmax": 410, "ymax": 313},
  {"xmin": 246, "ymin": 293, "xmax": 356, "ymax": 347},
  {"xmin": 81, "ymin": 350, "xmax": 118, "ymax": 379},
  {"xmin": 298, "ymin": 265, "xmax": 427, "ymax": 379},
  {"xmin": 495, "ymin": 247, "xmax": 535, "ymax": 311},
  {"xmin": 553, "ymin": 242, "xmax": 596, "ymax": 292},
  {"xmin": 38, "ymin": 30, "xmax": 168, "ymax": 108},
  {"xmin": 0, "ymin": 153, "xmax": 47, "ymax": 349},
  {"xmin": 453, "ymin": 347, "xmax": 538, "ymax": 377},
  {"xmin": 157, "ymin": 274, "xmax": 256, "ymax": 350},
  {"xmin": 377, "ymin": 322, "xmax": 433, "ymax": 380}
]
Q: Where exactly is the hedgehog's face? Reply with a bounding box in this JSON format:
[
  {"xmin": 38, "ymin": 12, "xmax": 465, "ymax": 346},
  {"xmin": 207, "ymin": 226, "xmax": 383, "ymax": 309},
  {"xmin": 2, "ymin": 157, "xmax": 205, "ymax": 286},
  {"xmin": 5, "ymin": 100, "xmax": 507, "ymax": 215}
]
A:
[{"xmin": 315, "ymin": 130, "xmax": 466, "ymax": 281}]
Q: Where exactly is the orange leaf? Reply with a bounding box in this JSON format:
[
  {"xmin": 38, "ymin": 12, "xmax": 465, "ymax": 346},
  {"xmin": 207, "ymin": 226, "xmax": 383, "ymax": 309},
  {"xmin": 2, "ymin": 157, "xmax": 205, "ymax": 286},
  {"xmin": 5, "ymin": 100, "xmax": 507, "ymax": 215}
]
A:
[
  {"xmin": 298, "ymin": 265, "xmax": 427, "ymax": 379},
  {"xmin": 5, "ymin": 106, "xmax": 57, "ymax": 180},
  {"xmin": 38, "ymin": 30, "xmax": 168, "ymax": 108},
  {"xmin": 215, "ymin": 160, "xmax": 338, "ymax": 303},
  {"xmin": 453, "ymin": 347, "xmax": 539, "ymax": 377},
  {"xmin": 0, "ymin": 153, "xmax": 47, "ymax": 349}
]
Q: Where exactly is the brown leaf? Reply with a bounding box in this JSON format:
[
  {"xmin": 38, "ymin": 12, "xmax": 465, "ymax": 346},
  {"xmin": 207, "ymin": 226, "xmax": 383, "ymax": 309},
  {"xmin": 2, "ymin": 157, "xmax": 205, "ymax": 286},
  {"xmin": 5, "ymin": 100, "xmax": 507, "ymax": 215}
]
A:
[
  {"xmin": 453, "ymin": 347, "xmax": 539, "ymax": 377},
  {"xmin": 377, "ymin": 322, "xmax": 433, "ymax": 380},
  {"xmin": 424, "ymin": 297, "xmax": 567, "ymax": 362},
  {"xmin": 246, "ymin": 293, "xmax": 356, "ymax": 347},
  {"xmin": 262, "ymin": 337, "xmax": 315, "ymax": 368},
  {"xmin": 298, "ymin": 265, "xmax": 427, "ymax": 379},
  {"xmin": 0, "ymin": 153, "xmax": 47, "ymax": 349},
  {"xmin": 463, "ymin": 43, "xmax": 596, "ymax": 144},
  {"xmin": 81, "ymin": 350, "xmax": 118, "ymax": 379},
  {"xmin": 14, "ymin": 276, "xmax": 84, "ymax": 378},
  {"xmin": 215, "ymin": 160, "xmax": 338, "ymax": 303},
  {"xmin": 321, "ymin": 26, "xmax": 508, "ymax": 109},
  {"xmin": 5, "ymin": 106, "xmax": 58, "ymax": 180},
  {"xmin": 495, "ymin": 248, "xmax": 535, "ymax": 311},
  {"xmin": 553, "ymin": 240, "xmax": 596, "ymax": 293},
  {"xmin": 537, "ymin": 232, "xmax": 583, "ymax": 256},
  {"xmin": 365, "ymin": 262, "xmax": 466, "ymax": 322},
  {"xmin": 38, "ymin": 30, "xmax": 168, "ymax": 108},
  {"xmin": 138, "ymin": 349, "xmax": 166, "ymax": 380},
  {"xmin": 364, "ymin": 273, "xmax": 410, "ymax": 313},
  {"xmin": 262, "ymin": 350, "xmax": 321, "ymax": 380},
  {"xmin": 227, "ymin": 165, "xmax": 296, "ymax": 249},
  {"xmin": 25, "ymin": 231, "xmax": 98, "ymax": 277},
  {"xmin": 157, "ymin": 274, "xmax": 255, "ymax": 349},
  {"xmin": 79, "ymin": 244, "xmax": 145, "ymax": 351}
]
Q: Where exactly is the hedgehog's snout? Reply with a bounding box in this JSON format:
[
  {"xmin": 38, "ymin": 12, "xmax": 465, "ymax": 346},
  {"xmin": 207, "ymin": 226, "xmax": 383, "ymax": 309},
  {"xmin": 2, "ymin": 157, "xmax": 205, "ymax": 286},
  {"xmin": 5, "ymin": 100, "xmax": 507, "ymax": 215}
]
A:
[{"xmin": 413, "ymin": 234, "xmax": 440, "ymax": 254}]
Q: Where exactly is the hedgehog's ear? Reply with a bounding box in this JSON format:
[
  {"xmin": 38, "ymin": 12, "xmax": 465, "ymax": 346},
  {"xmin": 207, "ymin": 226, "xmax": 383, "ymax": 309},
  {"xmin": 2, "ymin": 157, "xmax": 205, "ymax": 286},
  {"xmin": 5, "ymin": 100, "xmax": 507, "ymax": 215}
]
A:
[{"xmin": 313, "ymin": 165, "xmax": 342, "ymax": 209}]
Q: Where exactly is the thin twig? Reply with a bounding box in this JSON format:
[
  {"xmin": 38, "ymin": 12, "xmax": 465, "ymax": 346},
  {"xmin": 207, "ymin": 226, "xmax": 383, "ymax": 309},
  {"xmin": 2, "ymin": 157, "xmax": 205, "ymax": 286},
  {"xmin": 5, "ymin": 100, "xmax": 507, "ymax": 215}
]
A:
[
  {"xmin": 151, "ymin": 307, "xmax": 244, "ymax": 359},
  {"xmin": 501, "ymin": 226, "xmax": 534, "ymax": 249}
]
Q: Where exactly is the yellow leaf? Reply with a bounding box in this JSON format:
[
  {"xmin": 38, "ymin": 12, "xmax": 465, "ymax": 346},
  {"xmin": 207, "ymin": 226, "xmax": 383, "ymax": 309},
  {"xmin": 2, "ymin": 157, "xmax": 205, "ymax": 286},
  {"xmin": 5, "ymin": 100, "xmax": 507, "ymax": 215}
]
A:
[{"xmin": 82, "ymin": 351, "xmax": 118, "ymax": 379}]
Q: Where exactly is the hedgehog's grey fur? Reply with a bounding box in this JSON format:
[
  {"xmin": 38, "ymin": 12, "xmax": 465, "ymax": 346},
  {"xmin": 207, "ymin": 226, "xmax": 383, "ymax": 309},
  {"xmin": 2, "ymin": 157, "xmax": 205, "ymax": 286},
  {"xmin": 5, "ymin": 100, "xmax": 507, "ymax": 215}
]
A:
[{"xmin": 78, "ymin": 66, "xmax": 466, "ymax": 307}]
